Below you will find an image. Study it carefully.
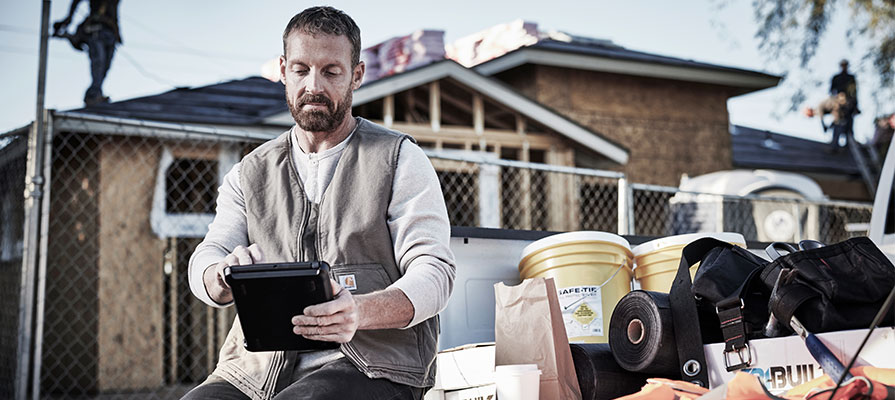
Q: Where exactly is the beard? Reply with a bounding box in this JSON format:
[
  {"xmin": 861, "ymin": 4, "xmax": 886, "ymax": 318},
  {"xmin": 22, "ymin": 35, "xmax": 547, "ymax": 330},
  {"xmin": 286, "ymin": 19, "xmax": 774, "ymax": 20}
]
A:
[{"xmin": 287, "ymin": 87, "xmax": 353, "ymax": 133}]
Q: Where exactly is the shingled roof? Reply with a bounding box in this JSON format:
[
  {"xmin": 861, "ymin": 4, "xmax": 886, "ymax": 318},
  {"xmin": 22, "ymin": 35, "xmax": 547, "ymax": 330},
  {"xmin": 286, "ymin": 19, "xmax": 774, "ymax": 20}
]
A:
[
  {"xmin": 70, "ymin": 25, "xmax": 782, "ymax": 127},
  {"xmin": 72, "ymin": 77, "xmax": 287, "ymax": 126},
  {"xmin": 730, "ymin": 124, "xmax": 859, "ymax": 176},
  {"xmin": 532, "ymin": 38, "xmax": 778, "ymax": 79},
  {"xmin": 474, "ymin": 36, "xmax": 780, "ymax": 93}
]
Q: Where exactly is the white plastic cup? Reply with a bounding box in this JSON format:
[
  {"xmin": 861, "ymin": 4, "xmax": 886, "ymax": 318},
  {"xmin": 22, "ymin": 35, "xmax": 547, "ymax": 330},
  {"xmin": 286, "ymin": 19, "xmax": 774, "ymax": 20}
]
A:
[{"xmin": 495, "ymin": 364, "xmax": 541, "ymax": 400}]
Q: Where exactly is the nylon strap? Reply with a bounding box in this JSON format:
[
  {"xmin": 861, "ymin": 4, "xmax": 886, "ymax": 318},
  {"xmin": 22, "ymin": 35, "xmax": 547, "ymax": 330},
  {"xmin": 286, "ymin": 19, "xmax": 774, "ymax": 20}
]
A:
[{"xmin": 669, "ymin": 237, "xmax": 733, "ymax": 387}]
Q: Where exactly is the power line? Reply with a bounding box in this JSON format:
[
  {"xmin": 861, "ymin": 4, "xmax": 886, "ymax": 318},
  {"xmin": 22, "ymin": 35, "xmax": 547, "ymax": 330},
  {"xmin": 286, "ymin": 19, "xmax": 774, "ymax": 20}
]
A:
[
  {"xmin": 3, "ymin": 31, "xmax": 260, "ymax": 88},
  {"xmin": 126, "ymin": 41, "xmax": 263, "ymax": 63},
  {"xmin": 0, "ymin": 24, "xmax": 39, "ymax": 35},
  {"xmin": 0, "ymin": 22, "xmax": 269, "ymax": 65},
  {"xmin": 116, "ymin": 47, "xmax": 182, "ymax": 88},
  {"xmin": 1, "ymin": 39, "xmax": 255, "ymax": 84},
  {"xmin": 2, "ymin": 28, "xmax": 185, "ymax": 94},
  {"xmin": 0, "ymin": 45, "xmax": 80, "ymax": 60},
  {"xmin": 0, "ymin": 45, "xmax": 40, "ymax": 56},
  {"xmin": 120, "ymin": 13, "xmax": 270, "ymax": 65}
]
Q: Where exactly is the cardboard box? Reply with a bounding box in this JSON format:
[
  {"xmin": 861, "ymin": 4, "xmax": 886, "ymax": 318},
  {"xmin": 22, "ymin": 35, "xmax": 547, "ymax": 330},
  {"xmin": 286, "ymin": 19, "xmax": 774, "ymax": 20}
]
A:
[
  {"xmin": 424, "ymin": 388, "xmax": 444, "ymax": 400},
  {"xmin": 426, "ymin": 384, "xmax": 497, "ymax": 400},
  {"xmin": 444, "ymin": 384, "xmax": 496, "ymax": 400},
  {"xmin": 704, "ymin": 327, "xmax": 895, "ymax": 394},
  {"xmin": 432, "ymin": 343, "xmax": 496, "ymax": 391}
]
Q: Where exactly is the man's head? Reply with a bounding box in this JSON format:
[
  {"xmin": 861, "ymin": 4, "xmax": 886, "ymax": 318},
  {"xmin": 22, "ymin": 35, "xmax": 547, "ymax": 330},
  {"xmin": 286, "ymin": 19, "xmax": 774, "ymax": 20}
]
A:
[
  {"xmin": 840, "ymin": 59, "xmax": 849, "ymax": 72},
  {"xmin": 282, "ymin": 7, "xmax": 361, "ymax": 66},
  {"xmin": 280, "ymin": 6, "xmax": 364, "ymax": 133}
]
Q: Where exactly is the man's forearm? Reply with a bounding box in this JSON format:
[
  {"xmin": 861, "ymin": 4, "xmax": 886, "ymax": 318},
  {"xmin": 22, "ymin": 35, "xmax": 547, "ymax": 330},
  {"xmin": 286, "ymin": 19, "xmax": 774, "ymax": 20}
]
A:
[
  {"xmin": 355, "ymin": 287, "xmax": 414, "ymax": 330},
  {"xmin": 65, "ymin": 0, "xmax": 83, "ymax": 19},
  {"xmin": 188, "ymin": 163, "xmax": 247, "ymax": 307}
]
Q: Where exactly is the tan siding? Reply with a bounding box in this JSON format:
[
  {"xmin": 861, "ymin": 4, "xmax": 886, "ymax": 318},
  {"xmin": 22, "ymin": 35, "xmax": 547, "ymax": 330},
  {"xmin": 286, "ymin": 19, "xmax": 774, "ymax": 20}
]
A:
[{"xmin": 496, "ymin": 65, "xmax": 736, "ymax": 186}]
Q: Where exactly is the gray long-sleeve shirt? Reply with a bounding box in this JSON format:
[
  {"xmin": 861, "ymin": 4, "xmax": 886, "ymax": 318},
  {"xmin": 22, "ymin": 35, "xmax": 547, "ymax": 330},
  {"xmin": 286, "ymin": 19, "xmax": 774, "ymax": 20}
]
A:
[{"xmin": 188, "ymin": 125, "xmax": 456, "ymax": 328}]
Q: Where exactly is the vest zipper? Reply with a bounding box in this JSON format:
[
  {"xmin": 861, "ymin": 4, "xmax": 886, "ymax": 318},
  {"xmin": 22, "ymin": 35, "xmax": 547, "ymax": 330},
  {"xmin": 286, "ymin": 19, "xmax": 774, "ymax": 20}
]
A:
[
  {"xmin": 297, "ymin": 198, "xmax": 312, "ymax": 260},
  {"xmin": 303, "ymin": 198, "xmax": 319, "ymax": 261},
  {"xmin": 266, "ymin": 199, "xmax": 313, "ymax": 397},
  {"xmin": 311, "ymin": 199, "xmax": 319, "ymax": 261}
]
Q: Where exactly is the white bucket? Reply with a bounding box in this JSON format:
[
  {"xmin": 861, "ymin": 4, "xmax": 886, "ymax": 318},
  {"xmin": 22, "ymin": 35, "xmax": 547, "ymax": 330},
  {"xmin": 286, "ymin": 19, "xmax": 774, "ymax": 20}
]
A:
[
  {"xmin": 632, "ymin": 232, "xmax": 746, "ymax": 292},
  {"xmin": 495, "ymin": 364, "xmax": 541, "ymax": 400}
]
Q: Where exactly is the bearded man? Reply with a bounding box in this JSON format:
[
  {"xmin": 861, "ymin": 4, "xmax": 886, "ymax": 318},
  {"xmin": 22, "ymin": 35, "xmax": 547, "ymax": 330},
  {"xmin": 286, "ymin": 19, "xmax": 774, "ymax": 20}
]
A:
[{"xmin": 182, "ymin": 6, "xmax": 455, "ymax": 400}]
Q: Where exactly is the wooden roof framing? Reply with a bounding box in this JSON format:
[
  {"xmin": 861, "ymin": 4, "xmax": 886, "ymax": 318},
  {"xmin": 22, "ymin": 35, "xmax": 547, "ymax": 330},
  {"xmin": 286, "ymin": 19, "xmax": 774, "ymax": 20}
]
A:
[{"xmin": 264, "ymin": 60, "xmax": 629, "ymax": 164}]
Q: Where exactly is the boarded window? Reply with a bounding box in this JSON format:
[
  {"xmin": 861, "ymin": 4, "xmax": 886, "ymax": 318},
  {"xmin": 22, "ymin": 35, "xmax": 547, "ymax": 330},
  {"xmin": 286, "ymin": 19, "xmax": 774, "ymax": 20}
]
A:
[{"xmin": 165, "ymin": 158, "xmax": 218, "ymax": 214}]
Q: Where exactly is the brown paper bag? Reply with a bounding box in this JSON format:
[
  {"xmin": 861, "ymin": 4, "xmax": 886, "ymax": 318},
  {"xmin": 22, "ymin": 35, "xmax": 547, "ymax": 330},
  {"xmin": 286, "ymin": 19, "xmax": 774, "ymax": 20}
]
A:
[{"xmin": 494, "ymin": 277, "xmax": 582, "ymax": 400}]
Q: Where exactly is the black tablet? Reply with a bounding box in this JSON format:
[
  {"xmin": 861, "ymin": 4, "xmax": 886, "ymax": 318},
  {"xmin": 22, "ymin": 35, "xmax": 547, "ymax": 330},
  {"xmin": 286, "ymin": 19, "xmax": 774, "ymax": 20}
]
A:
[{"xmin": 224, "ymin": 261, "xmax": 340, "ymax": 352}]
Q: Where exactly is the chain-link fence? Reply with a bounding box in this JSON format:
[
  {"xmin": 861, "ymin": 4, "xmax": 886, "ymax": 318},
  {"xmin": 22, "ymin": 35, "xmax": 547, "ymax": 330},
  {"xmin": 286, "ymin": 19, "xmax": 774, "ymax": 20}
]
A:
[
  {"xmin": 2, "ymin": 113, "xmax": 267, "ymax": 399},
  {"xmin": 0, "ymin": 130, "xmax": 28, "ymax": 400},
  {"xmin": 424, "ymin": 151, "xmax": 873, "ymax": 243},
  {"xmin": 426, "ymin": 151, "xmax": 624, "ymax": 233},
  {"xmin": 3, "ymin": 112, "xmax": 875, "ymax": 399},
  {"xmin": 630, "ymin": 184, "xmax": 873, "ymax": 243}
]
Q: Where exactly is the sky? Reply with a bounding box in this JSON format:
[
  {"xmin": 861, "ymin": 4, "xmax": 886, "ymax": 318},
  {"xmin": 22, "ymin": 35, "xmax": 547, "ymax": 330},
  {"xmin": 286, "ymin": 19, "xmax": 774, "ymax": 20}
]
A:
[{"xmin": 0, "ymin": 0, "xmax": 889, "ymax": 144}]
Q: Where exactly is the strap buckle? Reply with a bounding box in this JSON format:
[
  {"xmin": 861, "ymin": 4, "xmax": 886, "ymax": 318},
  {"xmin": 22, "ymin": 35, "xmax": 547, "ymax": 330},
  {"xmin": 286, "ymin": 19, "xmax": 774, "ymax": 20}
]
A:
[
  {"xmin": 723, "ymin": 343, "xmax": 752, "ymax": 371},
  {"xmin": 716, "ymin": 298, "xmax": 744, "ymax": 314}
]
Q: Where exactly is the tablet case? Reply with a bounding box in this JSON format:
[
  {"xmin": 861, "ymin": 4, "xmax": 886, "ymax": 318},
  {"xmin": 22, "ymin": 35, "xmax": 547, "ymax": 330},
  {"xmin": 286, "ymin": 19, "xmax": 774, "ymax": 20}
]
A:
[{"xmin": 224, "ymin": 261, "xmax": 340, "ymax": 352}]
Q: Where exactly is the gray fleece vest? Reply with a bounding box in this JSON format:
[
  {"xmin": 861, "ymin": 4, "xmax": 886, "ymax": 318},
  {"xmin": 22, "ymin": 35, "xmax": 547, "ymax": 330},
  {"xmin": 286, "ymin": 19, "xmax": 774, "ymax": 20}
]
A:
[{"xmin": 212, "ymin": 118, "xmax": 438, "ymax": 399}]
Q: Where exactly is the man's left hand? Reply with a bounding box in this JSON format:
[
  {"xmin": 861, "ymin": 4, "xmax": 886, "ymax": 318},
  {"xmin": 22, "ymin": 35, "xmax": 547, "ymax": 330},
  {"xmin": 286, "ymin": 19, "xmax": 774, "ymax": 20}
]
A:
[{"xmin": 292, "ymin": 278, "xmax": 358, "ymax": 343}]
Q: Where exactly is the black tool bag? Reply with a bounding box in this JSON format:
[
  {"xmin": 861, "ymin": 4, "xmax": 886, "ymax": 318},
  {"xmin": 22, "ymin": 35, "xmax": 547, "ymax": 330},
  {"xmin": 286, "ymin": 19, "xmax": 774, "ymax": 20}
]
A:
[
  {"xmin": 759, "ymin": 237, "xmax": 895, "ymax": 334},
  {"xmin": 668, "ymin": 236, "xmax": 895, "ymax": 388}
]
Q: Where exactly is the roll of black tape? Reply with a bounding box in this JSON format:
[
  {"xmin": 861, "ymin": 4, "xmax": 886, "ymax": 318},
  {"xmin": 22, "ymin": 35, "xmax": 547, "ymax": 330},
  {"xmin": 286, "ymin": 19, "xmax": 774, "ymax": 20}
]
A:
[
  {"xmin": 570, "ymin": 343, "xmax": 655, "ymax": 400},
  {"xmin": 608, "ymin": 290, "xmax": 680, "ymax": 376}
]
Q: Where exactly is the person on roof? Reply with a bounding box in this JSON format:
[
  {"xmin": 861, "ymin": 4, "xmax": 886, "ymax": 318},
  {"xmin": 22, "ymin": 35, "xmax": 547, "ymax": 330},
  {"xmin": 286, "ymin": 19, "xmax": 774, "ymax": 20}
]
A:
[
  {"xmin": 802, "ymin": 59, "xmax": 859, "ymax": 152},
  {"xmin": 830, "ymin": 59, "xmax": 857, "ymax": 101},
  {"xmin": 182, "ymin": 6, "xmax": 455, "ymax": 400},
  {"xmin": 52, "ymin": 0, "xmax": 122, "ymax": 106}
]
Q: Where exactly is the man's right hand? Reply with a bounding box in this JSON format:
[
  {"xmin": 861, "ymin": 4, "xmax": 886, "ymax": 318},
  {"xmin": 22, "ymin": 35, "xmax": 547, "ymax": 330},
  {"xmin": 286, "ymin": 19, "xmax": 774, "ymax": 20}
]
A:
[
  {"xmin": 52, "ymin": 18, "xmax": 71, "ymax": 36},
  {"xmin": 203, "ymin": 244, "xmax": 265, "ymax": 305}
]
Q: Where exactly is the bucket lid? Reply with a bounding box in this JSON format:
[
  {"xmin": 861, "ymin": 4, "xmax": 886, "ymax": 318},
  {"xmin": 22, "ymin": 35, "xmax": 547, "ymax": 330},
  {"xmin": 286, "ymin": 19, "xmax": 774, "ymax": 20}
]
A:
[
  {"xmin": 632, "ymin": 232, "xmax": 746, "ymax": 257},
  {"xmin": 521, "ymin": 231, "xmax": 631, "ymax": 260}
]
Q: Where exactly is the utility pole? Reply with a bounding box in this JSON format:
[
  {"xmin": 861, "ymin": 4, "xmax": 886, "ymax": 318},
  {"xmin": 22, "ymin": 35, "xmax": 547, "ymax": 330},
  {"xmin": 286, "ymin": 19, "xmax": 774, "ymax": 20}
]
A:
[{"xmin": 16, "ymin": 1, "xmax": 52, "ymax": 399}]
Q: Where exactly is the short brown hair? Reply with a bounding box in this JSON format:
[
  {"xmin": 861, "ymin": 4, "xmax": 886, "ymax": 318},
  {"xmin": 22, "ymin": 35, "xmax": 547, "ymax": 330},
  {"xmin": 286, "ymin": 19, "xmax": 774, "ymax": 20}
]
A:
[{"xmin": 282, "ymin": 6, "xmax": 361, "ymax": 66}]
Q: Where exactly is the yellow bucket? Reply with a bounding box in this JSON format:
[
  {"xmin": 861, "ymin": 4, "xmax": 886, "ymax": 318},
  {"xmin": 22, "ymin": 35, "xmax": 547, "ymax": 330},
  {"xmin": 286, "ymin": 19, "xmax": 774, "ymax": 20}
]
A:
[
  {"xmin": 632, "ymin": 232, "xmax": 746, "ymax": 293},
  {"xmin": 519, "ymin": 231, "xmax": 633, "ymax": 344}
]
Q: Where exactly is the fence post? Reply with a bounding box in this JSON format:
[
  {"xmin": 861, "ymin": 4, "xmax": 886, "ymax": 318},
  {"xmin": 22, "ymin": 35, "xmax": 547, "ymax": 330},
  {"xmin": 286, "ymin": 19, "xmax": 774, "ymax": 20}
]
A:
[
  {"xmin": 17, "ymin": 110, "xmax": 51, "ymax": 400},
  {"xmin": 17, "ymin": 2, "xmax": 51, "ymax": 399},
  {"xmin": 716, "ymin": 194, "xmax": 725, "ymax": 233},
  {"xmin": 16, "ymin": 124, "xmax": 40, "ymax": 400},
  {"xmin": 792, "ymin": 202, "xmax": 804, "ymax": 242},
  {"xmin": 618, "ymin": 177, "xmax": 634, "ymax": 235},
  {"xmin": 30, "ymin": 111, "xmax": 53, "ymax": 400}
]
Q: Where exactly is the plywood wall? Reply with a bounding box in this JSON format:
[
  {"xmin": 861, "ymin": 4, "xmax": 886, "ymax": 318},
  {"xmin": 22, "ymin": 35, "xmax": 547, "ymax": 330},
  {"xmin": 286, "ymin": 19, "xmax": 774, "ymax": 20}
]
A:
[{"xmin": 97, "ymin": 138, "xmax": 165, "ymax": 390}]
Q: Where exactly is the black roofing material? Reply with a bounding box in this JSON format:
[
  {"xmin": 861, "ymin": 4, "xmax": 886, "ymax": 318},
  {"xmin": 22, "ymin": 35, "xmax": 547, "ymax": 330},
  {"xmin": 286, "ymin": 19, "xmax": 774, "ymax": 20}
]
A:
[
  {"xmin": 730, "ymin": 125, "xmax": 859, "ymax": 176},
  {"xmin": 468, "ymin": 37, "xmax": 780, "ymax": 85},
  {"xmin": 73, "ymin": 77, "xmax": 287, "ymax": 126},
  {"xmin": 532, "ymin": 39, "xmax": 779, "ymax": 80}
]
